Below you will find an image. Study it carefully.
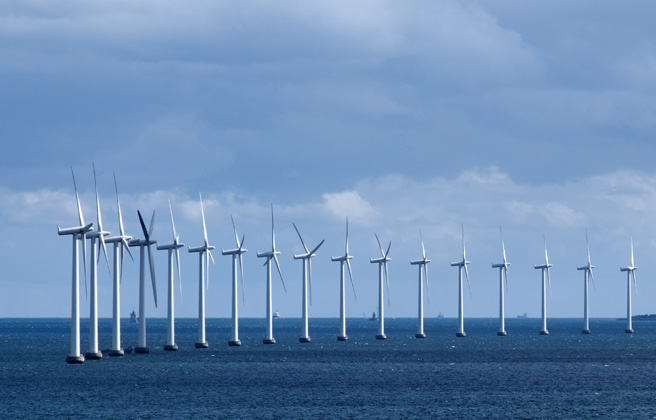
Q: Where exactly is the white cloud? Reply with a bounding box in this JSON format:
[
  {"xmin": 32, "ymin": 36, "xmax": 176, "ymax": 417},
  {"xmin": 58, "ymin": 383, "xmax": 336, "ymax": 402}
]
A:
[{"xmin": 321, "ymin": 190, "xmax": 378, "ymax": 225}]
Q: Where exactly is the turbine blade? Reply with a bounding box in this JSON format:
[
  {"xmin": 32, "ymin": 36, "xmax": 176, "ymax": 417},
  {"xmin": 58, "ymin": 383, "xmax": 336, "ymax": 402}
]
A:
[
  {"xmin": 208, "ymin": 249, "xmax": 215, "ymax": 265},
  {"xmin": 461, "ymin": 224, "xmax": 466, "ymax": 260},
  {"xmin": 71, "ymin": 166, "xmax": 85, "ymax": 226},
  {"xmin": 630, "ymin": 237, "xmax": 635, "ymax": 267},
  {"xmin": 345, "ymin": 217, "xmax": 349, "ymax": 255},
  {"xmin": 385, "ymin": 262, "xmax": 390, "ymax": 306},
  {"xmin": 504, "ymin": 267, "xmax": 509, "ymax": 294},
  {"xmin": 547, "ymin": 268, "xmax": 552, "ymax": 297},
  {"xmin": 148, "ymin": 210, "xmax": 156, "ymax": 238},
  {"xmin": 589, "ymin": 269, "xmax": 596, "ymax": 292},
  {"xmin": 137, "ymin": 210, "xmax": 149, "ymax": 242},
  {"xmin": 424, "ymin": 264, "xmax": 430, "ymax": 304},
  {"xmin": 385, "ymin": 241, "xmax": 392, "ymax": 259},
  {"xmin": 122, "ymin": 238, "xmax": 134, "ymax": 261},
  {"xmin": 420, "ymin": 230, "xmax": 426, "ymax": 259},
  {"xmin": 374, "ymin": 233, "xmax": 384, "ymax": 256},
  {"xmin": 273, "ymin": 254, "xmax": 286, "ymax": 293},
  {"xmin": 231, "ymin": 215, "xmax": 240, "ymax": 248},
  {"xmin": 308, "ymin": 258, "xmax": 313, "ymax": 306},
  {"xmin": 82, "ymin": 233, "xmax": 88, "ymax": 300},
  {"xmin": 239, "ymin": 254, "xmax": 245, "ymax": 304},
  {"xmin": 200, "ymin": 192, "xmax": 208, "ymax": 244},
  {"xmin": 206, "ymin": 251, "xmax": 210, "ymax": 290},
  {"xmin": 586, "ymin": 230, "xmax": 591, "ymax": 266},
  {"xmin": 114, "ymin": 172, "xmax": 127, "ymax": 238},
  {"xmin": 240, "ymin": 235, "xmax": 245, "ymax": 251},
  {"xmin": 633, "ymin": 271, "xmax": 638, "ymax": 297},
  {"xmin": 169, "ymin": 200, "xmax": 177, "ymax": 241},
  {"xmin": 292, "ymin": 222, "xmax": 309, "ymax": 253},
  {"xmin": 464, "ymin": 264, "xmax": 471, "ymax": 298},
  {"xmin": 309, "ymin": 239, "xmax": 325, "ymax": 256},
  {"xmin": 270, "ymin": 203, "xmax": 275, "ymax": 250},
  {"xmin": 346, "ymin": 259, "xmax": 357, "ymax": 300},
  {"xmin": 175, "ymin": 247, "xmax": 182, "ymax": 298},
  {"xmin": 148, "ymin": 244, "xmax": 157, "ymax": 307},
  {"xmin": 119, "ymin": 244, "xmax": 124, "ymax": 284}
]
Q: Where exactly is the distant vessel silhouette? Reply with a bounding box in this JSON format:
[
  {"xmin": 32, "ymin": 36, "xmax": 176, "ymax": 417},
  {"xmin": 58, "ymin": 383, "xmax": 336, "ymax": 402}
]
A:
[
  {"xmin": 437, "ymin": 312, "xmax": 444, "ymax": 319},
  {"xmin": 273, "ymin": 311, "xmax": 280, "ymax": 319},
  {"xmin": 517, "ymin": 313, "xmax": 528, "ymax": 319},
  {"xmin": 129, "ymin": 310, "xmax": 137, "ymax": 323},
  {"xmin": 369, "ymin": 311, "xmax": 377, "ymax": 321}
]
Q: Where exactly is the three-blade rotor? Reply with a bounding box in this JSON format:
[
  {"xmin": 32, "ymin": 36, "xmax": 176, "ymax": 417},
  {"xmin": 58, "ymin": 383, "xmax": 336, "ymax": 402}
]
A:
[
  {"xmin": 222, "ymin": 215, "xmax": 248, "ymax": 303},
  {"xmin": 577, "ymin": 231, "xmax": 596, "ymax": 291},
  {"xmin": 331, "ymin": 217, "xmax": 356, "ymax": 299},
  {"xmin": 410, "ymin": 230, "xmax": 431, "ymax": 303},
  {"xmin": 492, "ymin": 227, "xmax": 510, "ymax": 293},
  {"xmin": 157, "ymin": 200, "xmax": 184, "ymax": 298},
  {"xmin": 292, "ymin": 222, "xmax": 325, "ymax": 305},
  {"xmin": 257, "ymin": 204, "xmax": 286, "ymax": 292},
  {"xmin": 135, "ymin": 209, "xmax": 158, "ymax": 307},
  {"xmin": 534, "ymin": 235, "xmax": 553, "ymax": 296},
  {"xmin": 621, "ymin": 237, "xmax": 638, "ymax": 296},
  {"xmin": 370, "ymin": 233, "xmax": 392, "ymax": 305},
  {"xmin": 451, "ymin": 225, "xmax": 471, "ymax": 296}
]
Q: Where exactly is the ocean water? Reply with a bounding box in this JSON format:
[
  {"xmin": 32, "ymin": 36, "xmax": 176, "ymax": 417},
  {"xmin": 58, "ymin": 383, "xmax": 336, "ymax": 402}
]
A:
[{"xmin": 2, "ymin": 317, "xmax": 656, "ymax": 419}]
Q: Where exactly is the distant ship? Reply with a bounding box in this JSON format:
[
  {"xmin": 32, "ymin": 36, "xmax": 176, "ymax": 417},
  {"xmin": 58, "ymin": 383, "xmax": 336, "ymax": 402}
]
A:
[
  {"xmin": 369, "ymin": 311, "xmax": 377, "ymax": 321},
  {"xmin": 437, "ymin": 312, "xmax": 445, "ymax": 319},
  {"xmin": 129, "ymin": 310, "xmax": 137, "ymax": 323},
  {"xmin": 517, "ymin": 313, "xmax": 528, "ymax": 319},
  {"xmin": 616, "ymin": 314, "xmax": 656, "ymax": 321},
  {"xmin": 273, "ymin": 311, "xmax": 280, "ymax": 319}
]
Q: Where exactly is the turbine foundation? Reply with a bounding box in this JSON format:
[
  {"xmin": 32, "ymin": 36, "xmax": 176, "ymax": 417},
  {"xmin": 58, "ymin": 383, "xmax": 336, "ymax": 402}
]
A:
[
  {"xmin": 195, "ymin": 342, "xmax": 209, "ymax": 349},
  {"xmin": 496, "ymin": 331, "xmax": 508, "ymax": 337},
  {"xmin": 625, "ymin": 329, "xmax": 634, "ymax": 334},
  {"xmin": 108, "ymin": 349, "xmax": 124, "ymax": 357},
  {"xmin": 415, "ymin": 333, "xmax": 426, "ymax": 338},
  {"xmin": 164, "ymin": 344, "xmax": 178, "ymax": 351},
  {"xmin": 456, "ymin": 332, "xmax": 467, "ymax": 338},
  {"xmin": 581, "ymin": 329, "xmax": 591, "ymax": 335},
  {"xmin": 85, "ymin": 351, "xmax": 103, "ymax": 360},
  {"xmin": 263, "ymin": 338, "xmax": 276, "ymax": 345},
  {"xmin": 135, "ymin": 346, "xmax": 149, "ymax": 354},
  {"xmin": 376, "ymin": 334, "xmax": 387, "ymax": 340},
  {"xmin": 299, "ymin": 337, "xmax": 311, "ymax": 343},
  {"xmin": 228, "ymin": 340, "xmax": 242, "ymax": 347},
  {"xmin": 66, "ymin": 355, "xmax": 85, "ymax": 364},
  {"xmin": 337, "ymin": 335, "xmax": 348, "ymax": 341},
  {"xmin": 539, "ymin": 330, "xmax": 549, "ymax": 335}
]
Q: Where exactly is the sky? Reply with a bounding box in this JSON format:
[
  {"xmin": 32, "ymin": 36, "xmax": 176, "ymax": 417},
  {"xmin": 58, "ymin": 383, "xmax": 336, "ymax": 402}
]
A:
[{"xmin": 2, "ymin": 1, "xmax": 656, "ymax": 323}]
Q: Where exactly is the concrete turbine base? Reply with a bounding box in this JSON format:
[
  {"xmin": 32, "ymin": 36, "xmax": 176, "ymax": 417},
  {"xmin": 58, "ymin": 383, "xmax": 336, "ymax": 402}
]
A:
[
  {"xmin": 66, "ymin": 354, "xmax": 85, "ymax": 364},
  {"xmin": 108, "ymin": 349, "xmax": 124, "ymax": 357},
  {"xmin": 376, "ymin": 334, "xmax": 387, "ymax": 340},
  {"xmin": 539, "ymin": 330, "xmax": 549, "ymax": 335},
  {"xmin": 497, "ymin": 331, "xmax": 508, "ymax": 336},
  {"xmin": 135, "ymin": 346, "xmax": 149, "ymax": 354},
  {"xmin": 581, "ymin": 329, "xmax": 592, "ymax": 335},
  {"xmin": 85, "ymin": 351, "xmax": 103, "ymax": 360},
  {"xmin": 456, "ymin": 332, "xmax": 467, "ymax": 338},
  {"xmin": 337, "ymin": 335, "xmax": 348, "ymax": 341},
  {"xmin": 195, "ymin": 342, "xmax": 209, "ymax": 349},
  {"xmin": 625, "ymin": 329, "xmax": 635, "ymax": 334},
  {"xmin": 228, "ymin": 340, "xmax": 242, "ymax": 347},
  {"xmin": 164, "ymin": 344, "xmax": 178, "ymax": 351},
  {"xmin": 263, "ymin": 338, "xmax": 276, "ymax": 345},
  {"xmin": 299, "ymin": 337, "xmax": 311, "ymax": 343},
  {"xmin": 415, "ymin": 333, "xmax": 426, "ymax": 338}
]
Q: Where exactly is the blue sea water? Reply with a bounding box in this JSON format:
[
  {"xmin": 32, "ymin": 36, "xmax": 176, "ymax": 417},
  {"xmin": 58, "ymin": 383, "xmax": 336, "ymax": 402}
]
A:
[{"xmin": 2, "ymin": 317, "xmax": 656, "ymax": 419}]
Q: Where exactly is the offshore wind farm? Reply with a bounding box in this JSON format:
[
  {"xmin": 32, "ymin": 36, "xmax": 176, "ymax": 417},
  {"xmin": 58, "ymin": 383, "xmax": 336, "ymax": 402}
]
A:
[{"xmin": 6, "ymin": 1, "xmax": 656, "ymax": 418}]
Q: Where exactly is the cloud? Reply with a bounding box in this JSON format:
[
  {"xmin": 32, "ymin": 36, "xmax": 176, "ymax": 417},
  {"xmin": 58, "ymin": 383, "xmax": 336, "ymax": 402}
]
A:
[{"xmin": 321, "ymin": 190, "xmax": 378, "ymax": 225}]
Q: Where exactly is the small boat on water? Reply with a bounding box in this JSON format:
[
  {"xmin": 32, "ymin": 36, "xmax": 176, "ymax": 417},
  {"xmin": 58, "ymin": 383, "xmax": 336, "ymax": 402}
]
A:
[
  {"xmin": 369, "ymin": 311, "xmax": 377, "ymax": 321},
  {"xmin": 273, "ymin": 311, "xmax": 280, "ymax": 319},
  {"xmin": 130, "ymin": 310, "xmax": 137, "ymax": 323},
  {"xmin": 517, "ymin": 313, "xmax": 528, "ymax": 319},
  {"xmin": 437, "ymin": 312, "xmax": 445, "ymax": 319}
]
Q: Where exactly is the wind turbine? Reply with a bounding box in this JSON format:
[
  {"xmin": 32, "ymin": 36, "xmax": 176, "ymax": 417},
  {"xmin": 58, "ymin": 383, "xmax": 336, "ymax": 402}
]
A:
[
  {"xmin": 410, "ymin": 230, "xmax": 431, "ymax": 339},
  {"xmin": 534, "ymin": 236, "xmax": 552, "ymax": 335},
  {"xmin": 157, "ymin": 201, "xmax": 184, "ymax": 351},
  {"xmin": 105, "ymin": 172, "xmax": 133, "ymax": 357},
  {"xmin": 292, "ymin": 222, "xmax": 325, "ymax": 343},
  {"xmin": 257, "ymin": 204, "xmax": 287, "ymax": 345},
  {"xmin": 577, "ymin": 232, "xmax": 595, "ymax": 335},
  {"xmin": 450, "ymin": 225, "xmax": 471, "ymax": 338},
  {"xmin": 57, "ymin": 167, "xmax": 93, "ymax": 364},
  {"xmin": 188, "ymin": 193, "xmax": 215, "ymax": 349},
  {"xmin": 370, "ymin": 233, "xmax": 391, "ymax": 340},
  {"xmin": 129, "ymin": 209, "xmax": 158, "ymax": 353},
  {"xmin": 491, "ymin": 227, "xmax": 510, "ymax": 337},
  {"xmin": 222, "ymin": 215, "xmax": 247, "ymax": 347},
  {"xmin": 331, "ymin": 217, "xmax": 356, "ymax": 341},
  {"xmin": 84, "ymin": 164, "xmax": 111, "ymax": 360},
  {"xmin": 620, "ymin": 238, "xmax": 638, "ymax": 334}
]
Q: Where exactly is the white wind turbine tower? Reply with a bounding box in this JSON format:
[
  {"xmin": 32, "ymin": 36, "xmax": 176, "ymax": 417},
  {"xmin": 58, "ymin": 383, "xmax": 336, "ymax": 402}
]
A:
[
  {"xmin": 222, "ymin": 215, "xmax": 247, "ymax": 347},
  {"xmin": 450, "ymin": 225, "xmax": 471, "ymax": 338},
  {"xmin": 491, "ymin": 228, "xmax": 510, "ymax": 337},
  {"xmin": 157, "ymin": 201, "xmax": 184, "ymax": 351},
  {"xmin": 621, "ymin": 238, "xmax": 638, "ymax": 334},
  {"xmin": 331, "ymin": 218, "xmax": 356, "ymax": 341},
  {"xmin": 84, "ymin": 164, "xmax": 111, "ymax": 360},
  {"xmin": 257, "ymin": 204, "xmax": 287, "ymax": 345},
  {"xmin": 104, "ymin": 173, "xmax": 133, "ymax": 357},
  {"xmin": 370, "ymin": 234, "xmax": 392, "ymax": 340},
  {"xmin": 129, "ymin": 210, "xmax": 158, "ymax": 353},
  {"xmin": 57, "ymin": 167, "xmax": 93, "ymax": 364},
  {"xmin": 292, "ymin": 222, "xmax": 325, "ymax": 343},
  {"xmin": 534, "ymin": 236, "xmax": 552, "ymax": 335},
  {"xmin": 410, "ymin": 230, "xmax": 430, "ymax": 339},
  {"xmin": 188, "ymin": 193, "xmax": 215, "ymax": 349},
  {"xmin": 577, "ymin": 232, "xmax": 595, "ymax": 335}
]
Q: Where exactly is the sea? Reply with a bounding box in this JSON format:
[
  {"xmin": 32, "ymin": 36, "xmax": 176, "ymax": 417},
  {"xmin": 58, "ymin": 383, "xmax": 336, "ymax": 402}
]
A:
[{"xmin": 2, "ymin": 317, "xmax": 656, "ymax": 419}]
